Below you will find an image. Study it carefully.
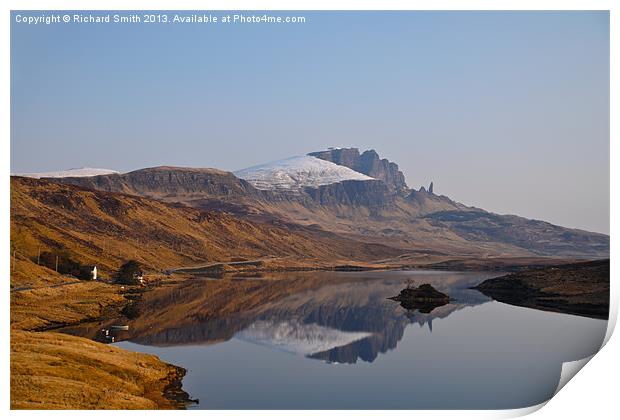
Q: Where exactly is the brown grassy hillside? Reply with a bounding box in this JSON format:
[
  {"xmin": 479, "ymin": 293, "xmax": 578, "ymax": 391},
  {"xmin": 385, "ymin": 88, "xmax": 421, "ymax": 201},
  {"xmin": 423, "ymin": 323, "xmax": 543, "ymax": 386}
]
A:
[{"xmin": 11, "ymin": 176, "xmax": 402, "ymax": 283}]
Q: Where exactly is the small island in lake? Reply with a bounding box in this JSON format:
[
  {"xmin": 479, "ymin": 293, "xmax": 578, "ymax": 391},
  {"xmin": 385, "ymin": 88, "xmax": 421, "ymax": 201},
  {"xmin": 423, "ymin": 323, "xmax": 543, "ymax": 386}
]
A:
[{"xmin": 389, "ymin": 283, "xmax": 450, "ymax": 313}]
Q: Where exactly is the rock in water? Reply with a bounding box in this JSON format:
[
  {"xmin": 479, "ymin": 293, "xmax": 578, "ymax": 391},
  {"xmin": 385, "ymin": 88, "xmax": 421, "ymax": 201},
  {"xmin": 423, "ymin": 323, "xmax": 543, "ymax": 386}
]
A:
[{"xmin": 388, "ymin": 283, "xmax": 450, "ymax": 313}]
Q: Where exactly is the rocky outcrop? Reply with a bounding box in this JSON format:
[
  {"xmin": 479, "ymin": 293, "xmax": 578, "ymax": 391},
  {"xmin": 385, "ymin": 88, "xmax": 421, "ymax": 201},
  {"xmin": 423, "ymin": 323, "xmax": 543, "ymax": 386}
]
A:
[
  {"xmin": 309, "ymin": 148, "xmax": 408, "ymax": 193},
  {"xmin": 428, "ymin": 182, "xmax": 434, "ymax": 194}
]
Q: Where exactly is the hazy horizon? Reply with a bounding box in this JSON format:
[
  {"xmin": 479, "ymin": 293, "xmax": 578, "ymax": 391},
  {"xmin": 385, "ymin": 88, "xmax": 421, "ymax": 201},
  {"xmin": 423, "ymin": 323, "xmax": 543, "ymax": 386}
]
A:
[{"xmin": 11, "ymin": 11, "xmax": 610, "ymax": 234}]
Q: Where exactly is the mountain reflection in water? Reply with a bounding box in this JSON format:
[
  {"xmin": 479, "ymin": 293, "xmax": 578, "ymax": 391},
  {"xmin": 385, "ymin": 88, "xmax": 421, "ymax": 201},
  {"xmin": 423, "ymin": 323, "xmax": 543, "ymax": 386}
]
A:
[
  {"xmin": 110, "ymin": 270, "xmax": 608, "ymax": 409},
  {"xmin": 107, "ymin": 270, "xmax": 492, "ymax": 364}
]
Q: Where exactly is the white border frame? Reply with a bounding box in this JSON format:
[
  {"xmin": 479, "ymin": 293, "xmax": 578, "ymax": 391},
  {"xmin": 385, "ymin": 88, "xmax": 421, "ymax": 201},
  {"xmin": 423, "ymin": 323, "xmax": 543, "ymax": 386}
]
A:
[{"xmin": 2, "ymin": 1, "xmax": 616, "ymax": 419}]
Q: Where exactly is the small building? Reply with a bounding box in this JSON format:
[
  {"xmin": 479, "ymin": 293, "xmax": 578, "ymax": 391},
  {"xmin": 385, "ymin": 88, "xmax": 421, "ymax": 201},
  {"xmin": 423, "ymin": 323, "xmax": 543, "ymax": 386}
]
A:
[{"xmin": 80, "ymin": 265, "xmax": 97, "ymax": 280}]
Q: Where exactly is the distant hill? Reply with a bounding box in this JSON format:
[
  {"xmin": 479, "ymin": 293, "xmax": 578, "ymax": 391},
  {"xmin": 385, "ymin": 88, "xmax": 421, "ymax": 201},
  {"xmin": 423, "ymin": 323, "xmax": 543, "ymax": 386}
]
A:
[{"xmin": 47, "ymin": 148, "xmax": 609, "ymax": 259}]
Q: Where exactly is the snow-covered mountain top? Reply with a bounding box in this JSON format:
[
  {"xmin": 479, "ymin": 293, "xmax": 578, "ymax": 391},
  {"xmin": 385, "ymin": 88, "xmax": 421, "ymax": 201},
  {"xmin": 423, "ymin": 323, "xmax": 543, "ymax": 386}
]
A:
[
  {"xmin": 12, "ymin": 167, "xmax": 119, "ymax": 179},
  {"xmin": 234, "ymin": 155, "xmax": 373, "ymax": 190}
]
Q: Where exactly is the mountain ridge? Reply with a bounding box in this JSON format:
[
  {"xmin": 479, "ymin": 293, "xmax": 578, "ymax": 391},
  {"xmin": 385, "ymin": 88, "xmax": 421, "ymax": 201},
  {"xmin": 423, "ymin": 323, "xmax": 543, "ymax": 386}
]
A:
[{"xmin": 41, "ymin": 148, "xmax": 609, "ymax": 259}]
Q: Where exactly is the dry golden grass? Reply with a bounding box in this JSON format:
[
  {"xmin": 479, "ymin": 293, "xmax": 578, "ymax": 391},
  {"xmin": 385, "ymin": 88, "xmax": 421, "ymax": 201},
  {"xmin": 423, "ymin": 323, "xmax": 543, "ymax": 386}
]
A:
[
  {"xmin": 11, "ymin": 280, "xmax": 125, "ymax": 331},
  {"xmin": 11, "ymin": 330, "xmax": 179, "ymax": 409}
]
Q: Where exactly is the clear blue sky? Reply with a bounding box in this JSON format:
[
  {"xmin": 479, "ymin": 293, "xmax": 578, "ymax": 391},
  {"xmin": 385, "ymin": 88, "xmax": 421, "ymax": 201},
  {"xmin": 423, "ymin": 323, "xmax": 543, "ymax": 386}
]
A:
[{"xmin": 11, "ymin": 11, "xmax": 609, "ymax": 234}]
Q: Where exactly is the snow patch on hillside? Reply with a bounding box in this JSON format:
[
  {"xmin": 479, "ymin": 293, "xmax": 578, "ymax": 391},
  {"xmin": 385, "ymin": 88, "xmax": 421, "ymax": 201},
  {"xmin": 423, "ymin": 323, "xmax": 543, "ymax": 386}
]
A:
[
  {"xmin": 12, "ymin": 167, "xmax": 119, "ymax": 179},
  {"xmin": 234, "ymin": 155, "xmax": 373, "ymax": 190}
]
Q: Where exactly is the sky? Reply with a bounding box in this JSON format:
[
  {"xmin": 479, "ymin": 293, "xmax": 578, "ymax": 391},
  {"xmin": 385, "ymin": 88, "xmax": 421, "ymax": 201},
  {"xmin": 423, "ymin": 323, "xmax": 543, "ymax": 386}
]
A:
[{"xmin": 11, "ymin": 11, "xmax": 609, "ymax": 234}]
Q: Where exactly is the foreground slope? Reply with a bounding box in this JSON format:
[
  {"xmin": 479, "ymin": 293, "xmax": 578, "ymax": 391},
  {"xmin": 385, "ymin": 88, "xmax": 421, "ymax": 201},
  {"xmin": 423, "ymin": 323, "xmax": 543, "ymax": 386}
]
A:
[{"xmin": 11, "ymin": 330, "xmax": 186, "ymax": 409}]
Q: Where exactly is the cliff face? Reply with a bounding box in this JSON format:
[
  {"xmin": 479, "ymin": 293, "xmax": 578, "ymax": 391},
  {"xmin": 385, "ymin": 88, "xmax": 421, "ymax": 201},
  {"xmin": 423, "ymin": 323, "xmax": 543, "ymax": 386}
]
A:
[
  {"xmin": 303, "ymin": 179, "xmax": 395, "ymax": 209},
  {"xmin": 309, "ymin": 148, "xmax": 408, "ymax": 193}
]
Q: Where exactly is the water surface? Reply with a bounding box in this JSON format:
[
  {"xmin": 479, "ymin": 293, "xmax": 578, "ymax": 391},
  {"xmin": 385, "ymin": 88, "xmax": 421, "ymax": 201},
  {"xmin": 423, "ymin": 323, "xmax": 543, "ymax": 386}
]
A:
[{"xmin": 114, "ymin": 270, "xmax": 607, "ymax": 409}]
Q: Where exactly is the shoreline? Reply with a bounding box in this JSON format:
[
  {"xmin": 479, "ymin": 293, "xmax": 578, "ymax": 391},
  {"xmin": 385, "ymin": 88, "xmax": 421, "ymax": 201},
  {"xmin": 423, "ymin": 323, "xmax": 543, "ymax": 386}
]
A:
[
  {"xmin": 473, "ymin": 259, "xmax": 610, "ymax": 320},
  {"xmin": 161, "ymin": 366, "xmax": 199, "ymax": 408}
]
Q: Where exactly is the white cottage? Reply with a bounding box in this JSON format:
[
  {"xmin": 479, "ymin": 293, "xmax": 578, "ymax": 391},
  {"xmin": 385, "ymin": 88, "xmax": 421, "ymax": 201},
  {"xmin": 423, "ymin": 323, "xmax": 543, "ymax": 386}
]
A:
[{"xmin": 82, "ymin": 265, "xmax": 97, "ymax": 280}]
